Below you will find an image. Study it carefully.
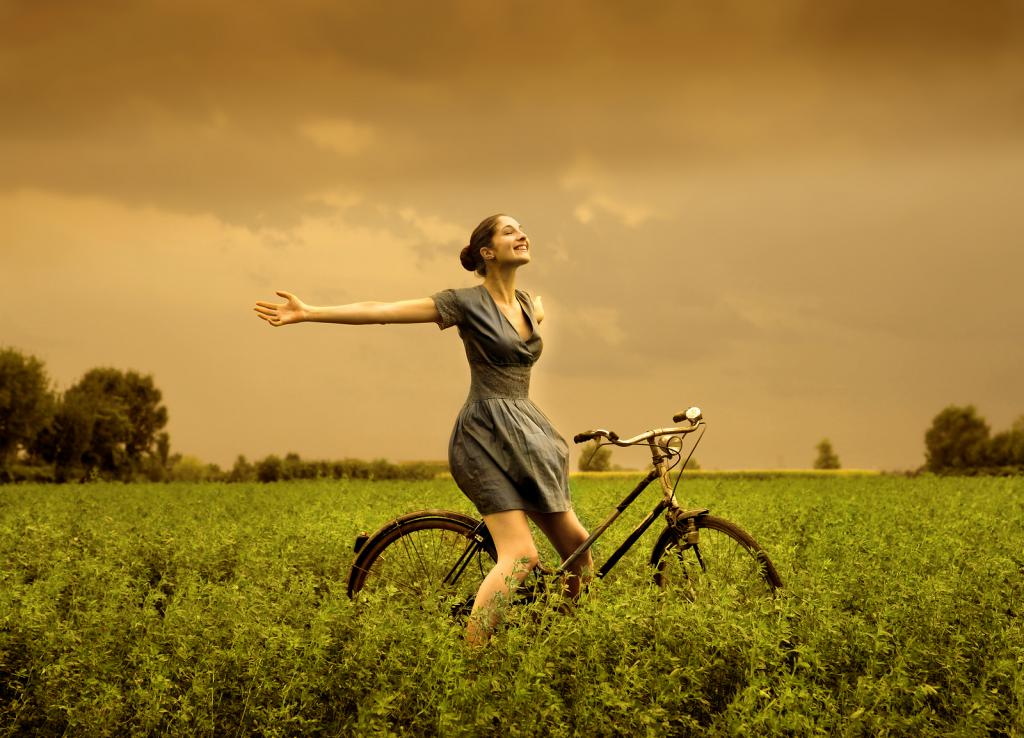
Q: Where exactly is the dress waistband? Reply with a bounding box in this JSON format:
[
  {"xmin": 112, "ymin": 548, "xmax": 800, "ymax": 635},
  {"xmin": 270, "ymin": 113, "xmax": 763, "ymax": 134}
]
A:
[{"xmin": 466, "ymin": 362, "xmax": 531, "ymax": 401}]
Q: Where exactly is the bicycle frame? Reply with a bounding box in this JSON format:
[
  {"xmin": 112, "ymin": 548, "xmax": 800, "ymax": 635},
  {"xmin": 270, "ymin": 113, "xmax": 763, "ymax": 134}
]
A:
[
  {"xmin": 443, "ymin": 521, "xmax": 494, "ymax": 587},
  {"xmin": 558, "ymin": 429, "xmax": 707, "ymax": 579}
]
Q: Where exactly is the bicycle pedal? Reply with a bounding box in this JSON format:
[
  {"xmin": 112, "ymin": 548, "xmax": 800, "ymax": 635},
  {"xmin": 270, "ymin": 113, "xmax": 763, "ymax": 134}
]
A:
[
  {"xmin": 450, "ymin": 597, "xmax": 475, "ymax": 620},
  {"xmin": 353, "ymin": 532, "xmax": 369, "ymax": 553},
  {"xmin": 513, "ymin": 585, "xmax": 542, "ymax": 605}
]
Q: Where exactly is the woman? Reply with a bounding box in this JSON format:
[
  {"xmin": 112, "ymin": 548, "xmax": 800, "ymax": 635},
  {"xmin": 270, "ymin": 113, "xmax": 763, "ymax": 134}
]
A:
[{"xmin": 254, "ymin": 214, "xmax": 593, "ymax": 645}]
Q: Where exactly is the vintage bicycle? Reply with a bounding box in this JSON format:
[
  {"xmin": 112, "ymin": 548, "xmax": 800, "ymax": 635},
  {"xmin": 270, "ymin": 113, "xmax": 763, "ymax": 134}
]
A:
[{"xmin": 347, "ymin": 407, "xmax": 782, "ymax": 610}]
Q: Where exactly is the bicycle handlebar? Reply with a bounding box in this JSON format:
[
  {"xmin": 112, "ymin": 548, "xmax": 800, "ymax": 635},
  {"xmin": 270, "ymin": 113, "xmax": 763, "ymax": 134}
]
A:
[{"xmin": 573, "ymin": 407, "xmax": 704, "ymax": 447}]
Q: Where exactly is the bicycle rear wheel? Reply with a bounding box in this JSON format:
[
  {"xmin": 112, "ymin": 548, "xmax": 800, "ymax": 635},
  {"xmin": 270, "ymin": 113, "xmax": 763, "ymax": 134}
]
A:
[
  {"xmin": 347, "ymin": 510, "xmax": 497, "ymax": 613},
  {"xmin": 650, "ymin": 515, "xmax": 782, "ymax": 598}
]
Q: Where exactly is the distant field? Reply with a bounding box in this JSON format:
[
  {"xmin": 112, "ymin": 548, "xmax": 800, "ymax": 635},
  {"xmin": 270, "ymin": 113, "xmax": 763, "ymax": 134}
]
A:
[{"xmin": 2, "ymin": 476, "xmax": 1022, "ymax": 736}]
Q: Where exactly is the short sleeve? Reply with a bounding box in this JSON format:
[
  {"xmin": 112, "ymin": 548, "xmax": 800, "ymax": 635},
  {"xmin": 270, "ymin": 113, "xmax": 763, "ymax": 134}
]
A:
[{"xmin": 431, "ymin": 289, "xmax": 463, "ymax": 330}]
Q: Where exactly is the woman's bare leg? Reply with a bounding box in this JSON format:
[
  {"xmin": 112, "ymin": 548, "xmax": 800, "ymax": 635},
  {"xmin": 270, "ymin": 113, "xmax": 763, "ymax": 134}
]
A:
[
  {"xmin": 527, "ymin": 509, "xmax": 593, "ymax": 599},
  {"xmin": 467, "ymin": 510, "xmax": 539, "ymax": 646}
]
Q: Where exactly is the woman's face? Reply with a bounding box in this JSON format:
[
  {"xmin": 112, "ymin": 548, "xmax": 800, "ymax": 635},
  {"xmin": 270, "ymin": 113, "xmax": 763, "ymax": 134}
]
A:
[{"xmin": 483, "ymin": 215, "xmax": 530, "ymax": 269}]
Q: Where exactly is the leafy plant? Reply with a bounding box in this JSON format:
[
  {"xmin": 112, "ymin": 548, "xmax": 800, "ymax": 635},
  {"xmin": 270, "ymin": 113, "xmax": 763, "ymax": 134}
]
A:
[{"xmin": 1, "ymin": 477, "xmax": 1022, "ymax": 735}]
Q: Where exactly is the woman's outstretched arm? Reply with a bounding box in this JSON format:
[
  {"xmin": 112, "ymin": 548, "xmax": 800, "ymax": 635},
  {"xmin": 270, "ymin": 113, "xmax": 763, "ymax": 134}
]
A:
[{"xmin": 254, "ymin": 291, "xmax": 441, "ymax": 327}]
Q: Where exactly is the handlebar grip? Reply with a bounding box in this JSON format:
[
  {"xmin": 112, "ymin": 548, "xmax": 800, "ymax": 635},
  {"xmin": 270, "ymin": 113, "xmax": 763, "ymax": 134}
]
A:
[
  {"xmin": 673, "ymin": 407, "xmax": 702, "ymax": 424},
  {"xmin": 573, "ymin": 429, "xmax": 620, "ymax": 444}
]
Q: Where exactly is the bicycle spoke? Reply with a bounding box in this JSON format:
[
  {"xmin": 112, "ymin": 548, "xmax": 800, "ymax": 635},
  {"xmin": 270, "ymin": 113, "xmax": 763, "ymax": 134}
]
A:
[
  {"xmin": 352, "ymin": 561, "xmax": 424, "ymax": 597},
  {"xmin": 397, "ymin": 528, "xmax": 432, "ymax": 579}
]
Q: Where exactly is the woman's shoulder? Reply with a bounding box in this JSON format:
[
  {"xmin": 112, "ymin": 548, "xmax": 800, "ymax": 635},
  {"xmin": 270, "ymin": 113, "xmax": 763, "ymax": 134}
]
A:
[
  {"xmin": 516, "ymin": 288, "xmax": 544, "ymax": 321},
  {"xmin": 456, "ymin": 284, "xmax": 486, "ymax": 298},
  {"xmin": 433, "ymin": 284, "xmax": 483, "ymax": 300}
]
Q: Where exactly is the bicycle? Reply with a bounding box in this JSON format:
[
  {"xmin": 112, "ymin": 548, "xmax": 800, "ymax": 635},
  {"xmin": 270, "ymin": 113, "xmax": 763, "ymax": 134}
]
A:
[{"xmin": 346, "ymin": 407, "xmax": 783, "ymax": 611}]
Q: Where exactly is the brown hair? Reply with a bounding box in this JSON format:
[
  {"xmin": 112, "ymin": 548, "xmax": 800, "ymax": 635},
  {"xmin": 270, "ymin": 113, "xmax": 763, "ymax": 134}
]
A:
[{"xmin": 460, "ymin": 214, "xmax": 506, "ymax": 277}]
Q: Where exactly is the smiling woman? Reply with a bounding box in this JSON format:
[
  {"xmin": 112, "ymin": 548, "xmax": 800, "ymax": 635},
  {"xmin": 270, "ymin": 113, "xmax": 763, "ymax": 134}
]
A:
[{"xmin": 253, "ymin": 213, "xmax": 593, "ymax": 646}]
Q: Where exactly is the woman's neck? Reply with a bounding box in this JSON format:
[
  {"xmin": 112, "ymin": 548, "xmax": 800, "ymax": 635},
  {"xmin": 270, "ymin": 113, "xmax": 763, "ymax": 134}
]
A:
[{"xmin": 482, "ymin": 267, "xmax": 518, "ymax": 305}]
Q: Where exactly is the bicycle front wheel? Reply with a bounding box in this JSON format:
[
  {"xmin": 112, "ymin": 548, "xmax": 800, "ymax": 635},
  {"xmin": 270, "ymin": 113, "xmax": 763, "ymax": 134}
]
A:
[
  {"xmin": 347, "ymin": 510, "xmax": 497, "ymax": 612},
  {"xmin": 650, "ymin": 515, "xmax": 782, "ymax": 598}
]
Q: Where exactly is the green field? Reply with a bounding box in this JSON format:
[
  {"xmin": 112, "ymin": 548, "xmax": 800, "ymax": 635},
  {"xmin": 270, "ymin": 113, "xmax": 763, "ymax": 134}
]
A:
[{"xmin": 2, "ymin": 476, "xmax": 1022, "ymax": 736}]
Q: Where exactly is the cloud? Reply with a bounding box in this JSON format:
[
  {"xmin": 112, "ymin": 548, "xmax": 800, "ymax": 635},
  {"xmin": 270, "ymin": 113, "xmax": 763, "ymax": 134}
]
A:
[
  {"xmin": 298, "ymin": 118, "xmax": 375, "ymax": 156},
  {"xmin": 397, "ymin": 208, "xmax": 464, "ymax": 246},
  {"xmin": 562, "ymin": 154, "xmax": 656, "ymax": 227},
  {"xmin": 573, "ymin": 204, "xmax": 594, "ymax": 225},
  {"xmin": 559, "ymin": 305, "xmax": 627, "ymax": 348},
  {"xmin": 573, "ymin": 195, "xmax": 654, "ymax": 228}
]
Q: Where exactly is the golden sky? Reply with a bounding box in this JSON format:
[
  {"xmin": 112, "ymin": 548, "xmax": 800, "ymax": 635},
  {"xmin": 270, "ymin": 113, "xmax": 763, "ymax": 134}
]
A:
[{"xmin": 3, "ymin": 0, "xmax": 1023, "ymax": 470}]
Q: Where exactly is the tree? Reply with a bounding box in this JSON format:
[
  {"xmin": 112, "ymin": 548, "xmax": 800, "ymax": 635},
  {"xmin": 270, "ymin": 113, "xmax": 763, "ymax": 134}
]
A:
[
  {"xmin": 257, "ymin": 454, "xmax": 283, "ymax": 482},
  {"xmin": 0, "ymin": 348, "xmax": 54, "ymax": 471},
  {"xmin": 76, "ymin": 369, "xmax": 168, "ymax": 468},
  {"xmin": 986, "ymin": 414, "xmax": 1024, "ymax": 468},
  {"xmin": 813, "ymin": 438, "xmax": 841, "ymax": 470},
  {"xmin": 228, "ymin": 454, "xmax": 256, "ymax": 482},
  {"xmin": 1010, "ymin": 415, "xmax": 1024, "ymax": 466},
  {"xmin": 42, "ymin": 390, "xmax": 100, "ymax": 482},
  {"xmin": 168, "ymin": 455, "xmax": 215, "ymax": 482},
  {"xmin": 40, "ymin": 367, "xmax": 169, "ymax": 480},
  {"xmin": 578, "ymin": 439, "xmax": 612, "ymax": 472},
  {"xmin": 924, "ymin": 405, "xmax": 990, "ymax": 472},
  {"xmin": 148, "ymin": 432, "xmax": 171, "ymax": 480}
]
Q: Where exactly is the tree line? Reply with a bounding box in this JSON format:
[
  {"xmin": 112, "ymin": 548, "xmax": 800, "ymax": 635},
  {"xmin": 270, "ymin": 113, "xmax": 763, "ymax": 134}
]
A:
[
  {"xmin": 192, "ymin": 453, "xmax": 444, "ymax": 483},
  {"xmin": 0, "ymin": 348, "xmax": 442, "ymax": 483},
  {"xmin": 4, "ymin": 347, "xmax": 1022, "ymax": 481}
]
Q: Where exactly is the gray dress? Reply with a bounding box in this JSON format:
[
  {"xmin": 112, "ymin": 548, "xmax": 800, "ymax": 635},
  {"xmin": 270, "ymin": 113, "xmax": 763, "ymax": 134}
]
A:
[{"xmin": 432, "ymin": 284, "xmax": 572, "ymax": 516}]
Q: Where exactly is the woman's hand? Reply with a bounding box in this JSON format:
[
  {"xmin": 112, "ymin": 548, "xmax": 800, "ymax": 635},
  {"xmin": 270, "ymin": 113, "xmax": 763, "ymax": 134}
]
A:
[
  {"xmin": 532, "ymin": 295, "xmax": 545, "ymax": 323},
  {"xmin": 254, "ymin": 291, "xmax": 309, "ymax": 327}
]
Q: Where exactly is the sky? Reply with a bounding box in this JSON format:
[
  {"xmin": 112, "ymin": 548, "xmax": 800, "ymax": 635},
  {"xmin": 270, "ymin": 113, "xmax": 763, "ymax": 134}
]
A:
[{"xmin": 3, "ymin": 0, "xmax": 1023, "ymax": 471}]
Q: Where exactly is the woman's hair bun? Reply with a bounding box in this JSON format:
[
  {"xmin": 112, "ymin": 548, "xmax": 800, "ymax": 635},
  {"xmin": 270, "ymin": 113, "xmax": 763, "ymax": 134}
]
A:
[
  {"xmin": 461, "ymin": 214, "xmax": 506, "ymax": 277},
  {"xmin": 459, "ymin": 245, "xmax": 478, "ymax": 272}
]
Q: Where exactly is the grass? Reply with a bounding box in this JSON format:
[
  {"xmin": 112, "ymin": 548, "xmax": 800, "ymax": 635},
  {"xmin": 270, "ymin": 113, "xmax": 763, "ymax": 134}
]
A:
[{"xmin": 1, "ymin": 475, "xmax": 1022, "ymax": 736}]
